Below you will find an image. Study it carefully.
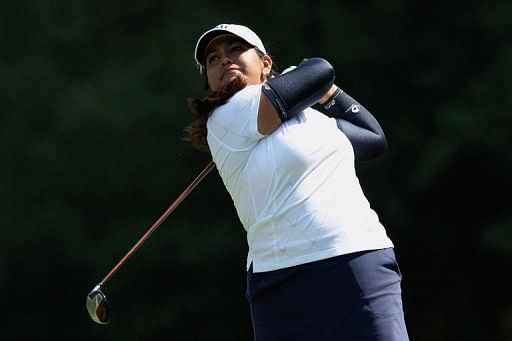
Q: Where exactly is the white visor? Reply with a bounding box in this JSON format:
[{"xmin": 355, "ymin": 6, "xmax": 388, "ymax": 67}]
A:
[{"xmin": 194, "ymin": 24, "xmax": 266, "ymax": 73}]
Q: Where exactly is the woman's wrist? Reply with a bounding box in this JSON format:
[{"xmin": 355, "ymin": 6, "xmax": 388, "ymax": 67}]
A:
[{"xmin": 318, "ymin": 85, "xmax": 339, "ymax": 105}]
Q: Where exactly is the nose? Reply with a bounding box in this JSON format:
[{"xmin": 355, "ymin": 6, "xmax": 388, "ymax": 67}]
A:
[{"xmin": 220, "ymin": 55, "xmax": 232, "ymax": 66}]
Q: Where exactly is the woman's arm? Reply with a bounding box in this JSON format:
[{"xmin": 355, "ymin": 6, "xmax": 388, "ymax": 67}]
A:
[
  {"xmin": 257, "ymin": 58, "xmax": 335, "ymax": 135},
  {"xmin": 318, "ymin": 86, "xmax": 388, "ymax": 161},
  {"xmin": 257, "ymin": 93, "xmax": 282, "ymax": 135}
]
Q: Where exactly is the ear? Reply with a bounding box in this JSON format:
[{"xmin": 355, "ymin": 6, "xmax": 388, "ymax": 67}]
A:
[{"xmin": 261, "ymin": 55, "xmax": 273, "ymax": 80}]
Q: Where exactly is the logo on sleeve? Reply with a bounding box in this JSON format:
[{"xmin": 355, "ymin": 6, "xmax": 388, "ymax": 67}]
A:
[
  {"xmin": 345, "ymin": 104, "xmax": 360, "ymax": 113},
  {"xmin": 324, "ymin": 99, "xmax": 336, "ymax": 110}
]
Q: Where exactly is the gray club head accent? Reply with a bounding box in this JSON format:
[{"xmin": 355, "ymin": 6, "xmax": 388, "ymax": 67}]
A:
[{"xmin": 86, "ymin": 285, "xmax": 110, "ymax": 324}]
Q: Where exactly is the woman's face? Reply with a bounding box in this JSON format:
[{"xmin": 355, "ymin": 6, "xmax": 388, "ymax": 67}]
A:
[{"xmin": 204, "ymin": 35, "xmax": 272, "ymax": 91}]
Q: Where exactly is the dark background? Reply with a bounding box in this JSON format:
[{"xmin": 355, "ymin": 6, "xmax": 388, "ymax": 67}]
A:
[{"xmin": 1, "ymin": 0, "xmax": 511, "ymax": 340}]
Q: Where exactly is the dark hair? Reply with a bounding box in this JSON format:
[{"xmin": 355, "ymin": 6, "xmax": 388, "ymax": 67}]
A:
[
  {"xmin": 184, "ymin": 49, "xmax": 277, "ymax": 152},
  {"xmin": 184, "ymin": 74, "xmax": 248, "ymax": 151}
]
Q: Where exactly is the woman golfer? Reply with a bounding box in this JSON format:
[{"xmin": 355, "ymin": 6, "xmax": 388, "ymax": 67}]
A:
[{"xmin": 186, "ymin": 23, "xmax": 409, "ymax": 340}]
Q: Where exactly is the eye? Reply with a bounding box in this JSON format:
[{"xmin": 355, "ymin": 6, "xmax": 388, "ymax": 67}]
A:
[
  {"xmin": 231, "ymin": 45, "xmax": 243, "ymax": 52},
  {"xmin": 207, "ymin": 54, "xmax": 219, "ymax": 64}
]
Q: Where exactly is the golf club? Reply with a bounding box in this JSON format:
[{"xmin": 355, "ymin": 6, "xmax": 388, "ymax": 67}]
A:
[{"xmin": 86, "ymin": 161, "xmax": 215, "ymax": 324}]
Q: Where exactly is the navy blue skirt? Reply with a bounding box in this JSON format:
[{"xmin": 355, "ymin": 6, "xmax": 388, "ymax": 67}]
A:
[{"xmin": 246, "ymin": 248, "xmax": 409, "ymax": 340}]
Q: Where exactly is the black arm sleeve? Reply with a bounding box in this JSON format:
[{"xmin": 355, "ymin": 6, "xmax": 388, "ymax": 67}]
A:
[
  {"xmin": 318, "ymin": 87, "xmax": 388, "ymax": 162},
  {"xmin": 262, "ymin": 58, "xmax": 335, "ymax": 122}
]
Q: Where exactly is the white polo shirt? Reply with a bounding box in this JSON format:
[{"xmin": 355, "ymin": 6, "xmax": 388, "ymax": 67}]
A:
[{"xmin": 207, "ymin": 84, "xmax": 393, "ymax": 273}]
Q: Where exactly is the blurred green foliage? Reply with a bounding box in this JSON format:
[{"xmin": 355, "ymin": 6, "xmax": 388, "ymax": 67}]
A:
[{"xmin": 1, "ymin": 0, "xmax": 511, "ymax": 339}]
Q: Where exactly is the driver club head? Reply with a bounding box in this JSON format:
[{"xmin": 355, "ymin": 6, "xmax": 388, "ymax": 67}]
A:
[{"xmin": 86, "ymin": 285, "xmax": 110, "ymax": 324}]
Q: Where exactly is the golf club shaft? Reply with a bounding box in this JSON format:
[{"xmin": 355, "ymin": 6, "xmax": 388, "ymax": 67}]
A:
[{"xmin": 98, "ymin": 161, "xmax": 215, "ymax": 286}]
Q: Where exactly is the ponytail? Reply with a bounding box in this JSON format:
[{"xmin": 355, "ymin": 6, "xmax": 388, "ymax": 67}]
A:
[{"xmin": 184, "ymin": 74, "xmax": 247, "ymax": 151}]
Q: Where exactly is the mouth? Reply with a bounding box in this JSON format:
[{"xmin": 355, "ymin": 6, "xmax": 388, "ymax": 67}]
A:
[{"xmin": 221, "ymin": 68, "xmax": 240, "ymax": 79}]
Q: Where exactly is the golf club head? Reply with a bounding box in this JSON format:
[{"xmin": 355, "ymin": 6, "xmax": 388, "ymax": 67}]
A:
[{"xmin": 86, "ymin": 285, "xmax": 110, "ymax": 324}]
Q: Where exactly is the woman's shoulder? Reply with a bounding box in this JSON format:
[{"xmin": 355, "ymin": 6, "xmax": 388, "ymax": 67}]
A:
[
  {"xmin": 229, "ymin": 84, "xmax": 262, "ymax": 104},
  {"xmin": 212, "ymin": 84, "xmax": 262, "ymax": 117}
]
